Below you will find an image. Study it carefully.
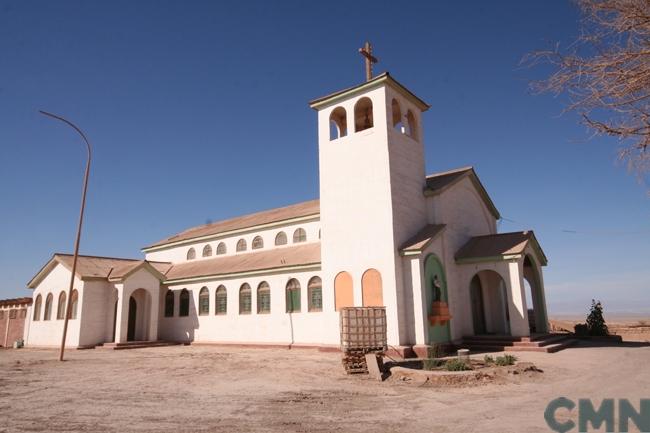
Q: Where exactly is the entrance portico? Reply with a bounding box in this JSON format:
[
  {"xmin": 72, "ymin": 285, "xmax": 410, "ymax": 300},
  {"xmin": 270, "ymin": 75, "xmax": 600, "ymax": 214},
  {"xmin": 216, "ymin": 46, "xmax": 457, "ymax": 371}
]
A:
[
  {"xmin": 456, "ymin": 231, "xmax": 549, "ymax": 338},
  {"xmin": 108, "ymin": 263, "xmax": 166, "ymax": 344}
]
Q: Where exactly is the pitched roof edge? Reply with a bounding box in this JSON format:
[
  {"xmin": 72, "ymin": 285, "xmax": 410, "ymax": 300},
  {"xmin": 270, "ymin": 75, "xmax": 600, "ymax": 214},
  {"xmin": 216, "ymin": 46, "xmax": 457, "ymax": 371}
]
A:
[
  {"xmin": 108, "ymin": 261, "xmax": 169, "ymax": 283},
  {"xmin": 309, "ymin": 72, "xmax": 430, "ymax": 111},
  {"xmin": 424, "ymin": 167, "xmax": 500, "ymax": 220}
]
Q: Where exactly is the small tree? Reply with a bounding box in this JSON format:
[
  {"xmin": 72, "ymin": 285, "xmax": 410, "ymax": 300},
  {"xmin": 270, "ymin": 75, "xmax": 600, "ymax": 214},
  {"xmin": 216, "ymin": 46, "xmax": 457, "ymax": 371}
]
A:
[{"xmin": 586, "ymin": 299, "xmax": 609, "ymax": 336}]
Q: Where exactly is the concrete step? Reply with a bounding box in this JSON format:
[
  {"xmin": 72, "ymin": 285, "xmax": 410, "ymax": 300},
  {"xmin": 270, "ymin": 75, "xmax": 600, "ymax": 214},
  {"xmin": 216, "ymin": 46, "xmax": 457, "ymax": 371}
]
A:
[
  {"xmin": 98, "ymin": 341, "xmax": 181, "ymax": 350},
  {"xmin": 511, "ymin": 334, "xmax": 570, "ymax": 347},
  {"xmin": 505, "ymin": 339, "xmax": 577, "ymax": 353},
  {"xmin": 460, "ymin": 334, "xmax": 575, "ymax": 354}
]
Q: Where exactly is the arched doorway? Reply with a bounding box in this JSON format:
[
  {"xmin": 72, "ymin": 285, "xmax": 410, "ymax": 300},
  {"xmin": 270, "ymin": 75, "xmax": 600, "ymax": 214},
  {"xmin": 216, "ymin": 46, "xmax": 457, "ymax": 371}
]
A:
[
  {"xmin": 127, "ymin": 288, "xmax": 150, "ymax": 342},
  {"xmin": 111, "ymin": 298, "xmax": 118, "ymax": 342},
  {"xmin": 470, "ymin": 270, "xmax": 510, "ymax": 335},
  {"xmin": 424, "ymin": 255, "xmax": 451, "ymax": 343},
  {"xmin": 127, "ymin": 297, "xmax": 137, "ymax": 341},
  {"xmin": 469, "ymin": 275, "xmax": 486, "ymax": 335},
  {"xmin": 523, "ymin": 255, "xmax": 548, "ymax": 333}
]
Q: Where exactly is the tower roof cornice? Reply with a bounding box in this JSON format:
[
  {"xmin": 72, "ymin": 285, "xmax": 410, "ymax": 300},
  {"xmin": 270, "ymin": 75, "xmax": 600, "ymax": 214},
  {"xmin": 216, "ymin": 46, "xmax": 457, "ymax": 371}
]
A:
[{"xmin": 308, "ymin": 72, "xmax": 430, "ymax": 112}]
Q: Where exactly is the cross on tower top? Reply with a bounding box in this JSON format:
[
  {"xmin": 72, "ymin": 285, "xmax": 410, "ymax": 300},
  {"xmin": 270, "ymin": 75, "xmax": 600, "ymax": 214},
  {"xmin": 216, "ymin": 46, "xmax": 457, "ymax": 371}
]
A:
[{"xmin": 358, "ymin": 41, "xmax": 378, "ymax": 82}]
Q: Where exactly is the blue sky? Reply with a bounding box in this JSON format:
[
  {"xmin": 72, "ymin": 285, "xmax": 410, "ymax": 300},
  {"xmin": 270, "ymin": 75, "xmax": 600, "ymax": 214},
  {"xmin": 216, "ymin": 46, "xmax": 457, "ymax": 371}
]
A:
[{"xmin": 0, "ymin": 1, "xmax": 648, "ymax": 316}]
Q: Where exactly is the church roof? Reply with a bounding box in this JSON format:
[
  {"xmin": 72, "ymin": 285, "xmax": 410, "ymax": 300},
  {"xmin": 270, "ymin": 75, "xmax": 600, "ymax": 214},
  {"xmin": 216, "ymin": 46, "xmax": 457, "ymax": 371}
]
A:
[
  {"xmin": 424, "ymin": 166, "xmax": 501, "ymax": 220},
  {"xmin": 164, "ymin": 242, "xmax": 320, "ymax": 283},
  {"xmin": 308, "ymin": 72, "xmax": 430, "ymax": 111},
  {"xmin": 400, "ymin": 224, "xmax": 446, "ymax": 255},
  {"xmin": 0, "ymin": 297, "xmax": 32, "ymax": 307},
  {"xmin": 27, "ymin": 245, "xmax": 321, "ymax": 288},
  {"xmin": 455, "ymin": 231, "xmax": 547, "ymax": 265},
  {"xmin": 27, "ymin": 254, "xmax": 172, "ymax": 288},
  {"xmin": 143, "ymin": 199, "xmax": 320, "ymax": 251}
]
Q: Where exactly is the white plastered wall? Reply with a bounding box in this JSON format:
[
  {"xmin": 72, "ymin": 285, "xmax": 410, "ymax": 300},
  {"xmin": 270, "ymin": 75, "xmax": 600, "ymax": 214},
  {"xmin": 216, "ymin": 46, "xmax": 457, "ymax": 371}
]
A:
[
  {"xmin": 318, "ymin": 85, "xmax": 404, "ymax": 346},
  {"xmin": 24, "ymin": 263, "xmax": 82, "ymax": 348},
  {"xmin": 158, "ymin": 268, "xmax": 340, "ymax": 345},
  {"xmin": 144, "ymin": 219, "xmax": 321, "ymax": 264}
]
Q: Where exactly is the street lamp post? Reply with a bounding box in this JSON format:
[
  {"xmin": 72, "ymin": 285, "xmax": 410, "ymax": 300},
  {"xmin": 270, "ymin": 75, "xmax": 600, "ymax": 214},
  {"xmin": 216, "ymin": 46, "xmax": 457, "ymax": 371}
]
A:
[{"xmin": 39, "ymin": 110, "xmax": 92, "ymax": 362}]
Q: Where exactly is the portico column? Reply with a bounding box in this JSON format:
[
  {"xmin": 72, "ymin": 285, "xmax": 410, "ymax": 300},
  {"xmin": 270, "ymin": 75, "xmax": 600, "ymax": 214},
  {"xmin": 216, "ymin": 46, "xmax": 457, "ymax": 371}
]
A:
[
  {"xmin": 409, "ymin": 257, "xmax": 427, "ymax": 345},
  {"xmin": 505, "ymin": 261, "xmax": 530, "ymax": 337},
  {"xmin": 148, "ymin": 287, "xmax": 160, "ymax": 341},
  {"xmin": 114, "ymin": 285, "xmax": 130, "ymax": 343},
  {"xmin": 535, "ymin": 264, "xmax": 550, "ymax": 333}
]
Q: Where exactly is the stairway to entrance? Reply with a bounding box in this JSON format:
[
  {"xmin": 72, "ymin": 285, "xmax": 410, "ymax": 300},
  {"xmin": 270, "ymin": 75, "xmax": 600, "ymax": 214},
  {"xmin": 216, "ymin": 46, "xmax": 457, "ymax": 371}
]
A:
[
  {"xmin": 460, "ymin": 333, "xmax": 577, "ymax": 353},
  {"xmin": 97, "ymin": 341, "xmax": 182, "ymax": 350}
]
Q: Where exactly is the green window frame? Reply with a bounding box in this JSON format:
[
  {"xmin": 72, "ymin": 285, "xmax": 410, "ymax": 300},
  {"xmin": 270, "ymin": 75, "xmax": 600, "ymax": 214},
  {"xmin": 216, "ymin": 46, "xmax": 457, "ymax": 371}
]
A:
[
  {"xmin": 215, "ymin": 286, "xmax": 227, "ymax": 315},
  {"xmin": 239, "ymin": 284, "xmax": 252, "ymax": 314},
  {"xmin": 44, "ymin": 293, "xmax": 53, "ymax": 321},
  {"xmin": 199, "ymin": 287, "xmax": 210, "ymax": 316},
  {"xmin": 179, "ymin": 289, "xmax": 190, "ymax": 317},
  {"xmin": 286, "ymin": 278, "xmax": 301, "ymax": 313},
  {"xmin": 308, "ymin": 276, "xmax": 322, "ymax": 312},
  {"xmin": 292, "ymin": 228, "xmax": 307, "ymax": 243},
  {"xmin": 164, "ymin": 290, "xmax": 174, "ymax": 317},
  {"xmin": 257, "ymin": 282, "xmax": 271, "ymax": 314}
]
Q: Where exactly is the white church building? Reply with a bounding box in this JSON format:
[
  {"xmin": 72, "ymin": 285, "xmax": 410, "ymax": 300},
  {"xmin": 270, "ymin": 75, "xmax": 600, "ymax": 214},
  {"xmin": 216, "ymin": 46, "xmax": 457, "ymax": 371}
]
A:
[{"xmin": 23, "ymin": 71, "xmax": 550, "ymax": 357}]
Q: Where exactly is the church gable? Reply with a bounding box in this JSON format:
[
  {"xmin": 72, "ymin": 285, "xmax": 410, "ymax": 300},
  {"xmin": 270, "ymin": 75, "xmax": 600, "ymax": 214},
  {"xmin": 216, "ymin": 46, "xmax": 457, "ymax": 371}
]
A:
[{"xmin": 424, "ymin": 167, "xmax": 500, "ymax": 220}]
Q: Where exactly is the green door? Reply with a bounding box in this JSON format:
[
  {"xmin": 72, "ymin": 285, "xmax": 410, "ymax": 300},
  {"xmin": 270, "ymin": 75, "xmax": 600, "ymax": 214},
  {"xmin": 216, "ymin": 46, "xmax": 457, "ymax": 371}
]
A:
[{"xmin": 424, "ymin": 255, "xmax": 451, "ymax": 343}]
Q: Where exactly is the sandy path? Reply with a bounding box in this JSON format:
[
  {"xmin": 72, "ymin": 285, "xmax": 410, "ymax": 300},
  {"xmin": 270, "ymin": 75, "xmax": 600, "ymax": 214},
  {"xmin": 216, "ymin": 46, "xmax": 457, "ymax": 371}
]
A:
[{"xmin": 1, "ymin": 343, "xmax": 648, "ymax": 433}]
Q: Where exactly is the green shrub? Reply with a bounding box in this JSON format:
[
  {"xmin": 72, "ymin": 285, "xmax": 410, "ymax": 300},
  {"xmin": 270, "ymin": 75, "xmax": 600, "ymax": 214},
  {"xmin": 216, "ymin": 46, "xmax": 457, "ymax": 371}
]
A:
[
  {"xmin": 483, "ymin": 355, "xmax": 495, "ymax": 364},
  {"xmin": 422, "ymin": 358, "xmax": 445, "ymax": 370},
  {"xmin": 445, "ymin": 359, "xmax": 472, "ymax": 371},
  {"xmin": 426, "ymin": 344, "xmax": 444, "ymax": 359},
  {"xmin": 586, "ymin": 299, "xmax": 609, "ymax": 336},
  {"xmin": 574, "ymin": 323, "xmax": 589, "ymax": 336},
  {"xmin": 495, "ymin": 354, "xmax": 517, "ymax": 366}
]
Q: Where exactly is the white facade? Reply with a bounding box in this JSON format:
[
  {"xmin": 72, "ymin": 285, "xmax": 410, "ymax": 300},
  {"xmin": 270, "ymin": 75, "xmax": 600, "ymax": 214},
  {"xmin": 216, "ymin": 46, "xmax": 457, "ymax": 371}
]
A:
[{"xmin": 23, "ymin": 73, "xmax": 550, "ymax": 355}]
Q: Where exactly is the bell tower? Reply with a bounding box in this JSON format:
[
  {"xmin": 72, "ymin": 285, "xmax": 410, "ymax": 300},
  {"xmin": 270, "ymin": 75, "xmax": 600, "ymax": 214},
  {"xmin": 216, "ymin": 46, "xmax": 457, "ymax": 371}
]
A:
[{"xmin": 309, "ymin": 47, "xmax": 430, "ymax": 346}]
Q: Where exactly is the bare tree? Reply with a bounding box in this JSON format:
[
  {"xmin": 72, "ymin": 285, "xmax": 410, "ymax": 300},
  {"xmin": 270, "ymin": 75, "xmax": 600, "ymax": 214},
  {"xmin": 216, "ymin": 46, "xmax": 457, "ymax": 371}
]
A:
[{"xmin": 525, "ymin": 0, "xmax": 650, "ymax": 182}]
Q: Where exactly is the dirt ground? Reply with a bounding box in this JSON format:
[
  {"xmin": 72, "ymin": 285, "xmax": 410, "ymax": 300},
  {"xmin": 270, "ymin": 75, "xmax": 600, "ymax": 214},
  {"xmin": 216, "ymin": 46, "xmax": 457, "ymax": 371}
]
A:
[{"xmin": 1, "ymin": 342, "xmax": 649, "ymax": 433}]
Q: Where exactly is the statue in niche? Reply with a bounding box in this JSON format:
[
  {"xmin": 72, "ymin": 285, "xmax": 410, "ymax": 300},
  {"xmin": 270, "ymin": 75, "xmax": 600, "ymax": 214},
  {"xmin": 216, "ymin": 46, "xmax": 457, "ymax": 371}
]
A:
[{"xmin": 432, "ymin": 275, "xmax": 442, "ymax": 302}]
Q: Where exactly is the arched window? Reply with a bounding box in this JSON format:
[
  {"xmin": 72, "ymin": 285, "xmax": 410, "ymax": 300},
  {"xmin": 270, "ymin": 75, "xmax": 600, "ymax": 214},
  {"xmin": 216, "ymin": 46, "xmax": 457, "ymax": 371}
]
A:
[
  {"xmin": 293, "ymin": 228, "xmax": 306, "ymax": 243},
  {"xmin": 354, "ymin": 97, "xmax": 373, "ymax": 132},
  {"xmin": 392, "ymin": 98, "xmax": 404, "ymax": 133},
  {"xmin": 202, "ymin": 244, "xmax": 212, "ymax": 257},
  {"xmin": 275, "ymin": 231, "xmax": 287, "ymax": 246},
  {"xmin": 216, "ymin": 242, "xmax": 227, "ymax": 255},
  {"xmin": 406, "ymin": 110, "xmax": 418, "ymax": 141},
  {"xmin": 308, "ymin": 276, "xmax": 322, "ymax": 312},
  {"xmin": 236, "ymin": 239, "xmax": 247, "ymax": 252},
  {"xmin": 44, "ymin": 293, "xmax": 53, "ymax": 321},
  {"xmin": 239, "ymin": 283, "xmax": 252, "ymax": 314},
  {"xmin": 70, "ymin": 289, "xmax": 78, "ymax": 320},
  {"xmin": 33, "ymin": 294, "xmax": 42, "ymax": 321},
  {"xmin": 252, "ymin": 236, "xmax": 264, "ymax": 250},
  {"xmin": 57, "ymin": 291, "xmax": 67, "ymax": 320},
  {"xmin": 329, "ymin": 106, "xmax": 347, "ymax": 140},
  {"xmin": 164, "ymin": 290, "xmax": 174, "ymax": 317},
  {"xmin": 257, "ymin": 281, "xmax": 271, "ymax": 314},
  {"xmin": 179, "ymin": 289, "xmax": 190, "ymax": 317},
  {"xmin": 334, "ymin": 271, "xmax": 354, "ymax": 311},
  {"xmin": 362, "ymin": 268, "xmax": 383, "ymax": 307},
  {"xmin": 286, "ymin": 278, "xmax": 301, "ymax": 313},
  {"xmin": 198, "ymin": 287, "xmax": 209, "ymax": 315},
  {"xmin": 215, "ymin": 285, "xmax": 227, "ymax": 315},
  {"xmin": 187, "ymin": 248, "xmax": 196, "ymax": 260}
]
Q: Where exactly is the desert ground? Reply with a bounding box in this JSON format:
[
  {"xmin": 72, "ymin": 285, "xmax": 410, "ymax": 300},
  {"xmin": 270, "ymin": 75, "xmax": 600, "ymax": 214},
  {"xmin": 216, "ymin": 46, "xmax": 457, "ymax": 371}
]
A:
[
  {"xmin": 1, "ymin": 341, "xmax": 649, "ymax": 433},
  {"xmin": 549, "ymin": 316, "xmax": 650, "ymax": 342}
]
